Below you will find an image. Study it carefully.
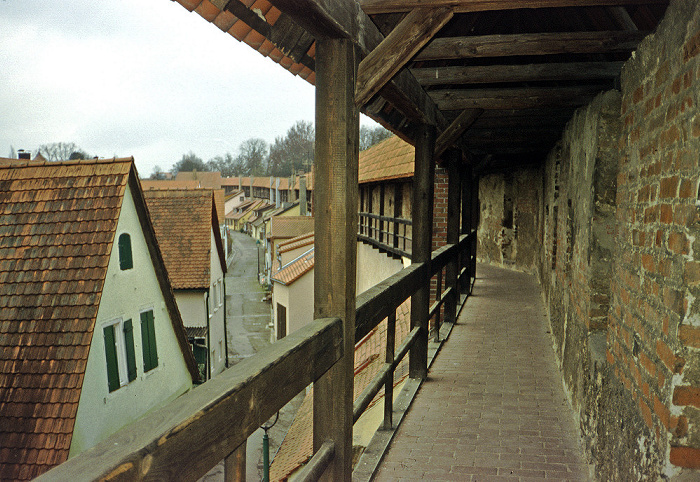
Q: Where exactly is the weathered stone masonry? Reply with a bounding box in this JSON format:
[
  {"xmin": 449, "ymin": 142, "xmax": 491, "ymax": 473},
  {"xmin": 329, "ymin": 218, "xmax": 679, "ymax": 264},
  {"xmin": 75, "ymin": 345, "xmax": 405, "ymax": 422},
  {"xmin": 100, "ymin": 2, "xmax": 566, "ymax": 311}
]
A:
[{"xmin": 475, "ymin": 0, "xmax": 700, "ymax": 478}]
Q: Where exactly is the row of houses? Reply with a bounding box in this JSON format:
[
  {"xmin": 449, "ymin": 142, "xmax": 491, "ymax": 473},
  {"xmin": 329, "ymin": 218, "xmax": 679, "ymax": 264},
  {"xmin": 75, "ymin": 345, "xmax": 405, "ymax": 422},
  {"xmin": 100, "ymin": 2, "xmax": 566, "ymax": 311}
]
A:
[{"xmin": 0, "ymin": 157, "xmax": 228, "ymax": 480}]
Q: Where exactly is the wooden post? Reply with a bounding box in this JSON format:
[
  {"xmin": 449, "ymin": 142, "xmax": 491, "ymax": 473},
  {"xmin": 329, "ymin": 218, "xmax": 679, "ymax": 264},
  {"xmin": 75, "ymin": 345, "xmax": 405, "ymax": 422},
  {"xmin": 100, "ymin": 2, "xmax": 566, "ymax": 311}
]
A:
[
  {"xmin": 410, "ymin": 123, "xmax": 435, "ymax": 380},
  {"xmin": 460, "ymin": 164, "xmax": 473, "ymax": 294},
  {"xmin": 445, "ymin": 148, "xmax": 460, "ymax": 326},
  {"xmin": 313, "ymin": 37, "xmax": 359, "ymax": 482},
  {"xmin": 384, "ymin": 311, "xmax": 396, "ymax": 430},
  {"xmin": 224, "ymin": 443, "xmax": 245, "ymax": 482},
  {"xmin": 470, "ymin": 174, "xmax": 479, "ymax": 290}
]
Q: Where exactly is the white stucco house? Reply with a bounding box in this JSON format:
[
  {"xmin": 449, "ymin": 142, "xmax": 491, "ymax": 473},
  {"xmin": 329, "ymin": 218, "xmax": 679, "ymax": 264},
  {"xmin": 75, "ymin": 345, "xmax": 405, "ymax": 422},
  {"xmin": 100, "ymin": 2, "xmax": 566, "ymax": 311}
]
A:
[
  {"xmin": 0, "ymin": 158, "xmax": 199, "ymax": 481},
  {"xmin": 143, "ymin": 188, "xmax": 228, "ymax": 381}
]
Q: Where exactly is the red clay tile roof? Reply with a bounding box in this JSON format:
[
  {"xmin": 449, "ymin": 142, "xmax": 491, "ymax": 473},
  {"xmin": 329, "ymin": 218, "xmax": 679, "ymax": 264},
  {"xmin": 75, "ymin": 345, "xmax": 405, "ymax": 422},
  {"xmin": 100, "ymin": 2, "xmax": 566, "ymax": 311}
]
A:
[
  {"xmin": 271, "ymin": 247, "xmax": 314, "ymax": 286},
  {"xmin": 173, "ymin": 0, "xmax": 316, "ymax": 85},
  {"xmin": 358, "ymin": 135, "xmax": 414, "ymax": 184},
  {"xmin": 140, "ymin": 180, "xmax": 201, "ymax": 190},
  {"xmin": 174, "ymin": 170, "xmax": 223, "ymax": 190},
  {"xmin": 278, "ymin": 232, "xmax": 314, "ymax": 254},
  {"xmin": 270, "ymin": 299, "xmax": 411, "ymax": 480},
  {"xmin": 267, "ymin": 216, "xmax": 314, "ymax": 240},
  {"xmin": 143, "ymin": 189, "xmax": 225, "ymax": 290},
  {"xmin": 292, "ymin": 172, "xmax": 313, "ymax": 191},
  {"xmin": 0, "ymin": 158, "xmax": 198, "ymax": 480},
  {"xmin": 227, "ymin": 176, "xmax": 291, "ymax": 190}
]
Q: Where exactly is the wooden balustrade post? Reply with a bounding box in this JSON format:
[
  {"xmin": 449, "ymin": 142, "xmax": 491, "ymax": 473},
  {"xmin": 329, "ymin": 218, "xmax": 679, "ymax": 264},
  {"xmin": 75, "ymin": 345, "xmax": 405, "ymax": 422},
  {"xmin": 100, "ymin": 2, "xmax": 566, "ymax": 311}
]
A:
[
  {"xmin": 384, "ymin": 311, "xmax": 396, "ymax": 429},
  {"xmin": 313, "ymin": 37, "xmax": 359, "ymax": 482},
  {"xmin": 470, "ymin": 174, "xmax": 479, "ymax": 291},
  {"xmin": 410, "ymin": 123, "xmax": 435, "ymax": 380},
  {"xmin": 224, "ymin": 443, "xmax": 246, "ymax": 482},
  {"xmin": 445, "ymin": 148, "xmax": 460, "ymax": 325},
  {"xmin": 461, "ymin": 164, "xmax": 473, "ymax": 294}
]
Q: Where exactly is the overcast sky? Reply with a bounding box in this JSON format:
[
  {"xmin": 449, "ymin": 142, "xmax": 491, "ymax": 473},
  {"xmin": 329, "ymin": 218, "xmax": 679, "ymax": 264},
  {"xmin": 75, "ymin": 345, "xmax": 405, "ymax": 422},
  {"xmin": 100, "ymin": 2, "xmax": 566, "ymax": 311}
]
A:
[{"xmin": 0, "ymin": 1, "xmax": 374, "ymax": 177}]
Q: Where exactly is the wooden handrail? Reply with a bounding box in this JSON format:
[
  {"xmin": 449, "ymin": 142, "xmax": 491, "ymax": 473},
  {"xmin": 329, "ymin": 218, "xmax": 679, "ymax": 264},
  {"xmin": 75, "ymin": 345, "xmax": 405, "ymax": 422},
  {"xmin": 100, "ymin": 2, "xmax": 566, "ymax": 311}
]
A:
[
  {"xmin": 296, "ymin": 441, "xmax": 336, "ymax": 482},
  {"xmin": 37, "ymin": 318, "xmax": 343, "ymax": 482}
]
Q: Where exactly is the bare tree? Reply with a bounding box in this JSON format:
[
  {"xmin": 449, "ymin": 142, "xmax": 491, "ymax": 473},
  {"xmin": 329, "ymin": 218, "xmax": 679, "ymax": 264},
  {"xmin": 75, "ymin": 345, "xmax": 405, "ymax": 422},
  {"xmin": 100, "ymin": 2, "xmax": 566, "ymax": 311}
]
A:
[
  {"xmin": 171, "ymin": 152, "xmax": 208, "ymax": 175},
  {"xmin": 360, "ymin": 125, "xmax": 392, "ymax": 150},
  {"xmin": 38, "ymin": 142, "xmax": 85, "ymax": 162},
  {"xmin": 238, "ymin": 138, "xmax": 268, "ymax": 176},
  {"xmin": 268, "ymin": 120, "xmax": 314, "ymax": 176}
]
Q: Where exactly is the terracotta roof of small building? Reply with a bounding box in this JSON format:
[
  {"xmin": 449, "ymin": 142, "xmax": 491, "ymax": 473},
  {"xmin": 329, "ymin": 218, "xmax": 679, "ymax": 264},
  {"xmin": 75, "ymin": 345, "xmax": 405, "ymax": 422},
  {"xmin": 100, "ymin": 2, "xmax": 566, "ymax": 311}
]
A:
[
  {"xmin": 227, "ymin": 176, "xmax": 290, "ymax": 190},
  {"xmin": 267, "ymin": 216, "xmax": 314, "ymax": 240},
  {"xmin": 271, "ymin": 247, "xmax": 314, "ymax": 286},
  {"xmin": 292, "ymin": 172, "xmax": 313, "ymax": 190},
  {"xmin": 358, "ymin": 135, "xmax": 414, "ymax": 184},
  {"xmin": 143, "ymin": 189, "xmax": 226, "ymax": 290},
  {"xmin": 174, "ymin": 170, "xmax": 223, "ymax": 190},
  {"xmin": 140, "ymin": 179, "xmax": 201, "ymax": 190},
  {"xmin": 270, "ymin": 299, "xmax": 411, "ymax": 480},
  {"xmin": 278, "ymin": 232, "xmax": 314, "ymax": 254},
  {"xmin": 0, "ymin": 158, "xmax": 198, "ymax": 480}
]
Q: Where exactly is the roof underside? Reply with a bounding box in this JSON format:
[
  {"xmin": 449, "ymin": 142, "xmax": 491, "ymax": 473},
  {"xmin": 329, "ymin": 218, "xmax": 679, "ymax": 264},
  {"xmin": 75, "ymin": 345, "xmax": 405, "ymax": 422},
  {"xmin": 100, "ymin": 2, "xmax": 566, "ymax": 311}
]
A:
[{"xmin": 173, "ymin": 0, "xmax": 669, "ymax": 173}]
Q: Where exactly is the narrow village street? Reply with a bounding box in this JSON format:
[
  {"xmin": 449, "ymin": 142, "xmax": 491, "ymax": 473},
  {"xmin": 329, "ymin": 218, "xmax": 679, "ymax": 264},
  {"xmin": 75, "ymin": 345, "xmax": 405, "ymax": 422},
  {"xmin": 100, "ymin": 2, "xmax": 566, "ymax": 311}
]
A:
[{"xmin": 202, "ymin": 230, "xmax": 303, "ymax": 481}]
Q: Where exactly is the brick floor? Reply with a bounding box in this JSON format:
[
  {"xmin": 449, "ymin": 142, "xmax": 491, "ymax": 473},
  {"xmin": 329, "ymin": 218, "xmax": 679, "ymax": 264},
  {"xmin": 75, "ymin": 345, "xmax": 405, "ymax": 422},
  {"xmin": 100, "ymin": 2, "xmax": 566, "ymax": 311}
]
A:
[{"xmin": 373, "ymin": 264, "xmax": 593, "ymax": 481}]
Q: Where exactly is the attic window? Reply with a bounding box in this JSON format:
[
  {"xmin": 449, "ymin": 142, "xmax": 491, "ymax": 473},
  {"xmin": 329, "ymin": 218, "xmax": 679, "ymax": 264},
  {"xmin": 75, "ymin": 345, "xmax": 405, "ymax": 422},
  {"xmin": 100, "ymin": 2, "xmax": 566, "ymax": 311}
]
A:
[
  {"xmin": 103, "ymin": 319, "xmax": 137, "ymax": 392},
  {"xmin": 118, "ymin": 233, "xmax": 133, "ymax": 270}
]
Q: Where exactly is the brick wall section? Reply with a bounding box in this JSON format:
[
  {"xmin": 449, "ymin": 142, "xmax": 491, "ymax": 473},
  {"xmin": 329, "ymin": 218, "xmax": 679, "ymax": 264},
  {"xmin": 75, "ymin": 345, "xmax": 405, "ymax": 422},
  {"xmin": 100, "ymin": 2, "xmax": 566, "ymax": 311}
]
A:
[
  {"xmin": 430, "ymin": 167, "xmax": 449, "ymax": 329},
  {"xmin": 612, "ymin": 0, "xmax": 700, "ymax": 475}
]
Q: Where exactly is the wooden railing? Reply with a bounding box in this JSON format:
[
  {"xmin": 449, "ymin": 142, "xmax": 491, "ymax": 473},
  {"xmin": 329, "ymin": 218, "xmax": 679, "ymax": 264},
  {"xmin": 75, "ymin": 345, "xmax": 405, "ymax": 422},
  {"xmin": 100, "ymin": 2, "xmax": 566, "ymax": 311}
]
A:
[
  {"xmin": 36, "ymin": 318, "xmax": 343, "ymax": 482},
  {"xmin": 38, "ymin": 232, "xmax": 477, "ymax": 482},
  {"xmin": 358, "ymin": 212, "xmax": 412, "ymax": 258}
]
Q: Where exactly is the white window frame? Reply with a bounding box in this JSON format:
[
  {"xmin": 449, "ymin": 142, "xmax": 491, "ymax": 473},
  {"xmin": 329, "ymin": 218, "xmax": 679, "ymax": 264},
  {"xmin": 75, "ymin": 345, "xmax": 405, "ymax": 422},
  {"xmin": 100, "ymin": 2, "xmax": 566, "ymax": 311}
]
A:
[{"xmin": 105, "ymin": 318, "xmax": 129, "ymax": 389}]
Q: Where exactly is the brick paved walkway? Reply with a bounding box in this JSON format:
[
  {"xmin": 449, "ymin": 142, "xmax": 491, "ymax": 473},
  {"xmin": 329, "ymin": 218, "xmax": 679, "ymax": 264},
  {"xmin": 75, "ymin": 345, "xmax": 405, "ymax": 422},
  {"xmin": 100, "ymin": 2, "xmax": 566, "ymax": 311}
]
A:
[{"xmin": 373, "ymin": 264, "xmax": 593, "ymax": 481}]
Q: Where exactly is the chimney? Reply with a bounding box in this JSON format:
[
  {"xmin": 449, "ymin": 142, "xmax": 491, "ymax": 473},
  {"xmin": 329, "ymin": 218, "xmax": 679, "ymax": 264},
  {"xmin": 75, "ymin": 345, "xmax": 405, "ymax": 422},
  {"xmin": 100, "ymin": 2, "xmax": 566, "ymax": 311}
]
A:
[
  {"xmin": 299, "ymin": 175, "xmax": 307, "ymax": 216},
  {"xmin": 18, "ymin": 150, "xmax": 30, "ymax": 160},
  {"xmin": 250, "ymin": 177, "xmax": 254, "ymax": 199},
  {"xmin": 269, "ymin": 176, "xmax": 274, "ymax": 205}
]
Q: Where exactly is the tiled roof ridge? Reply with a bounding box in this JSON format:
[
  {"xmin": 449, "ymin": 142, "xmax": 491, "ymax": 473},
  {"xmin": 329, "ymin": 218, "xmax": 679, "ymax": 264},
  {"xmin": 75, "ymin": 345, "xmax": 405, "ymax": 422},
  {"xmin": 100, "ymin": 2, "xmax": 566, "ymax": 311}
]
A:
[
  {"xmin": 0, "ymin": 157, "xmax": 134, "ymax": 168},
  {"xmin": 270, "ymin": 247, "xmax": 315, "ymax": 286}
]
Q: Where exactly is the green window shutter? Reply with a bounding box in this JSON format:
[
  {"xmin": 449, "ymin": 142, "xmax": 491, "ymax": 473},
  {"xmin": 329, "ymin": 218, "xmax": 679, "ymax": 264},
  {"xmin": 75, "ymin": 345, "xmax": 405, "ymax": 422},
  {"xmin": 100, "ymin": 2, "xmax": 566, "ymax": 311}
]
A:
[
  {"xmin": 118, "ymin": 233, "xmax": 133, "ymax": 270},
  {"xmin": 123, "ymin": 319, "xmax": 137, "ymax": 382},
  {"xmin": 141, "ymin": 310, "xmax": 158, "ymax": 371},
  {"xmin": 103, "ymin": 325, "xmax": 120, "ymax": 392}
]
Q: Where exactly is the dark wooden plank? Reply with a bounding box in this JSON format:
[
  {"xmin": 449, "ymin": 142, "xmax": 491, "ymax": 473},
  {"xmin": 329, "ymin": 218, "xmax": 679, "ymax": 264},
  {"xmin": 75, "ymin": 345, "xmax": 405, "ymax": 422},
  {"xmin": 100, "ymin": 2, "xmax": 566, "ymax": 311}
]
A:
[
  {"xmin": 384, "ymin": 311, "xmax": 396, "ymax": 429},
  {"xmin": 313, "ymin": 37, "xmax": 359, "ymax": 482},
  {"xmin": 361, "ymin": 0, "xmax": 669, "ymax": 15},
  {"xmin": 356, "ymin": 7, "xmax": 453, "ymax": 107},
  {"xmin": 430, "ymin": 242, "xmax": 458, "ymax": 275},
  {"xmin": 430, "ymin": 85, "xmax": 606, "ymax": 110},
  {"xmin": 415, "ymin": 31, "xmax": 650, "ymax": 61},
  {"xmin": 412, "ymin": 61, "xmax": 626, "ymax": 86},
  {"xmin": 224, "ymin": 444, "xmax": 246, "ymax": 482},
  {"xmin": 37, "ymin": 318, "xmax": 343, "ymax": 482},
  {"xmin": 410, "ymin": 123, "xmax": 436, "ymax": 380},
  {"xmin": 268, "ymin": 0, "xmax": 444, "ymax": 127},
  {"xmin": 435, "ymin": 108, "xmax": 483, "ymax": 159},
  {"xmin": 355, "ymin": 262, "xmax": 425, "ymax": 342}
]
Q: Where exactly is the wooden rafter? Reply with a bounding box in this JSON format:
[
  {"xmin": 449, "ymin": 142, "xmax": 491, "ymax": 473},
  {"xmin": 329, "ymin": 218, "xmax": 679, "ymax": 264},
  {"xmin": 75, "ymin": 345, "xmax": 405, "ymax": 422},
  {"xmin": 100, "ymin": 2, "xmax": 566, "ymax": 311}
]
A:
[
  {"xmin": 355, "ymin": 7, "xmax": 454, "ymax": 107},
  {"xmin": 415, "ymin": 31, "xmax": 649, "ymax": 60},
  {"xmin": 412, "ymin": 61, "xmax": 626, "ymax": 85},
  {"xmin": 361, "ymin": 0, "xmax": 669, "ymax": 15},
  {"xmin": 435, "ymin": 108, "xmax": 483, "ymax": 159},
  {"xmin": 430, "ymin": 85, "xmax": 606, "ymax": 110}
]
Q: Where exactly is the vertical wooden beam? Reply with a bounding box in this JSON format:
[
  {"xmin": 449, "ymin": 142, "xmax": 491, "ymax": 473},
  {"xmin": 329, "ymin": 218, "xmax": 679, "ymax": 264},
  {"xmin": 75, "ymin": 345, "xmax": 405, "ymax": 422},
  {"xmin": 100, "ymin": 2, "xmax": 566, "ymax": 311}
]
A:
[
  {"xmin": 313, "ymin": 37, "xmax": 359, "ymax": 482},
  {"xmin": 224, "ymin": 443, "xmax": 246, "ymax": 482},
  {"xmin": 444, "ymin": 148, "xmax": 460, "ymax": 325},
  {"xmin": 384, "ymin": 311, "xmax": 396, "ymax": 430},
  {"xmin": 460, "ymin": 163, "xmax": 473, "ymax": 295},
  {"xmin": 410, "ymin": 123, "xmax": 436, "ymax": 380},
  {"xmin": 470, "ymin": 175, "xmax": 479, "ymax": 290}
]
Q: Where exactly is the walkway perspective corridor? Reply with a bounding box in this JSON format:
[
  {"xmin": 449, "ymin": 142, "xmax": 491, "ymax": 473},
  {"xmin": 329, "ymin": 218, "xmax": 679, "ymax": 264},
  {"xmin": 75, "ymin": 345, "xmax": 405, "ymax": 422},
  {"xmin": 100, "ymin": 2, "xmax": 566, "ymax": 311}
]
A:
[{"xmin": 374, "ymin": 264, "xmax": 594, "ymax": 481}]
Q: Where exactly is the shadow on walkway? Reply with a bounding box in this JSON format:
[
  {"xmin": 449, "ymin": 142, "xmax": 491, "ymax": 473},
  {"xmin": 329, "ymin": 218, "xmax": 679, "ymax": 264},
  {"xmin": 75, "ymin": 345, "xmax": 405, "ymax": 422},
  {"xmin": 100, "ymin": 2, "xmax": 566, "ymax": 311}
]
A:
[{"xmin": 374, "ymin": 263, "xmax": 593, "ymax": 481}]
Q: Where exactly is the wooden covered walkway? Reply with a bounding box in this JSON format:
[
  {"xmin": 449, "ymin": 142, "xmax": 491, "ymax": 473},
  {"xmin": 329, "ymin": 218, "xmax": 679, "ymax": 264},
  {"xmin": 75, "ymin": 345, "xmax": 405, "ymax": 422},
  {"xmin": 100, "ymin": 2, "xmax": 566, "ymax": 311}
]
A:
[{"xmin": 374, "ymin": 264, "xmax": 593, "ymax": 481}]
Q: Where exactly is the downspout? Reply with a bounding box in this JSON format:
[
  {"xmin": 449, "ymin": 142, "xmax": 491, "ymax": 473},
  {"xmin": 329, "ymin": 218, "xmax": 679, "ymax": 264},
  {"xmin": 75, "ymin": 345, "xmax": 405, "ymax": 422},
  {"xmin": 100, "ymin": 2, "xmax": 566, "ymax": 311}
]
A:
[
  {"xmin": 205, "ymin": 291, "xmax": 211, "ymax": 381},
  {"xmin": 223, "ymin": 275, "xmax": 229, "ymax": 368}
]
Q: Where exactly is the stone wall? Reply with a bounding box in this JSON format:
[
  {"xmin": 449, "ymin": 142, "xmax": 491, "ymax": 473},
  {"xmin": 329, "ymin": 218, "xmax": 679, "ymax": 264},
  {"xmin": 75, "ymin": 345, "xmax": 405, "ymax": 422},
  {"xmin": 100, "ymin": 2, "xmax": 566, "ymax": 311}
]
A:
[{"xmin": 477, "ymin": 166, "xmax": 543, "ymax": 273}]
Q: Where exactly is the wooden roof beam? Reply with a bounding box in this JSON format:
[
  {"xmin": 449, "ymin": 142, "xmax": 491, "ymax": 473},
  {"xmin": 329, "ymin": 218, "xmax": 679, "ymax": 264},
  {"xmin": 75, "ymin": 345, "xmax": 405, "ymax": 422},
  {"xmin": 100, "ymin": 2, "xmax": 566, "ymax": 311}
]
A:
[
  {"xmin": 355, "ymin": 7, "xmax": 453, "ymax": 107},
  {"xmin": 412, "ymin": 61, "xmax": 626, "ymax": 85},
  {"xmin": 361, "ymin": 0, "xmax": 669, "ymax": 15},
  {"xmin": 430, "ymin": 85, "xmax": 606, "ymax": 110},
  {"xmin": 268, "ymin": 0, "xmax": 446, "ymax": 129},
  {"xmin": 415, "ymin": 31, "xmax": 649, "ymax": 60},
  {"xmin": 435, "ymin": 108, "xmax": 482, "ymax": 159}
]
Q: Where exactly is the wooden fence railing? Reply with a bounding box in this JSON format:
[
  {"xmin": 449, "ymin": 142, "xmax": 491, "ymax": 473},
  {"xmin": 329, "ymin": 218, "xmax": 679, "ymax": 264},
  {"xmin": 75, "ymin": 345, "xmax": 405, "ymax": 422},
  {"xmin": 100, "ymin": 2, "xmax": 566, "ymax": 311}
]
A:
[
  {"xmin": 38, "ymin": 232, "xmax": 476, "ymax": 481},
  {"xmin": 358, "ymin": 212, "xmax": 412, "ymax": 258}
]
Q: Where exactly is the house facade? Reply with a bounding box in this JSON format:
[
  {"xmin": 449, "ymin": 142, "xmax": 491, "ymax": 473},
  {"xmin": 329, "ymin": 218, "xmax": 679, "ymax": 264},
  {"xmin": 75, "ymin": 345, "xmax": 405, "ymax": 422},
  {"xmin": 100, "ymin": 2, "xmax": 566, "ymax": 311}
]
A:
[
  {"xmin": 0, "ymin": 158, "xmax": 198, "ymax": 480},
  {"xmin": 143, "ymin": 189, "xmax": 228, "ymax": 381}
]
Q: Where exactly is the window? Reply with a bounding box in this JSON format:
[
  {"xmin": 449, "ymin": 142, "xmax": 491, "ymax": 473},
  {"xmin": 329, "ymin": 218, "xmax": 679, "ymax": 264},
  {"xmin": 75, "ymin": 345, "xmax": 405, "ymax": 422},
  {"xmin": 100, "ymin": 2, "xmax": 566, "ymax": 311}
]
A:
[
  {"xmin": 140, "ymin": 310, "xmax": 158, "ymax": 372},
  {"xmin": 277, "ymin": 303, "xmax": 287, "ymax": 340},
  {"xmin": 103, "ymin": 319, "xmax": 137, "ymax": 392},
  {"xmin": 118, "ymin": 233, "xmax": 133, "ymax": 270},
  {"xmin": 212, "ymin": 283, "xmax": 218, "ymax": 312}
]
